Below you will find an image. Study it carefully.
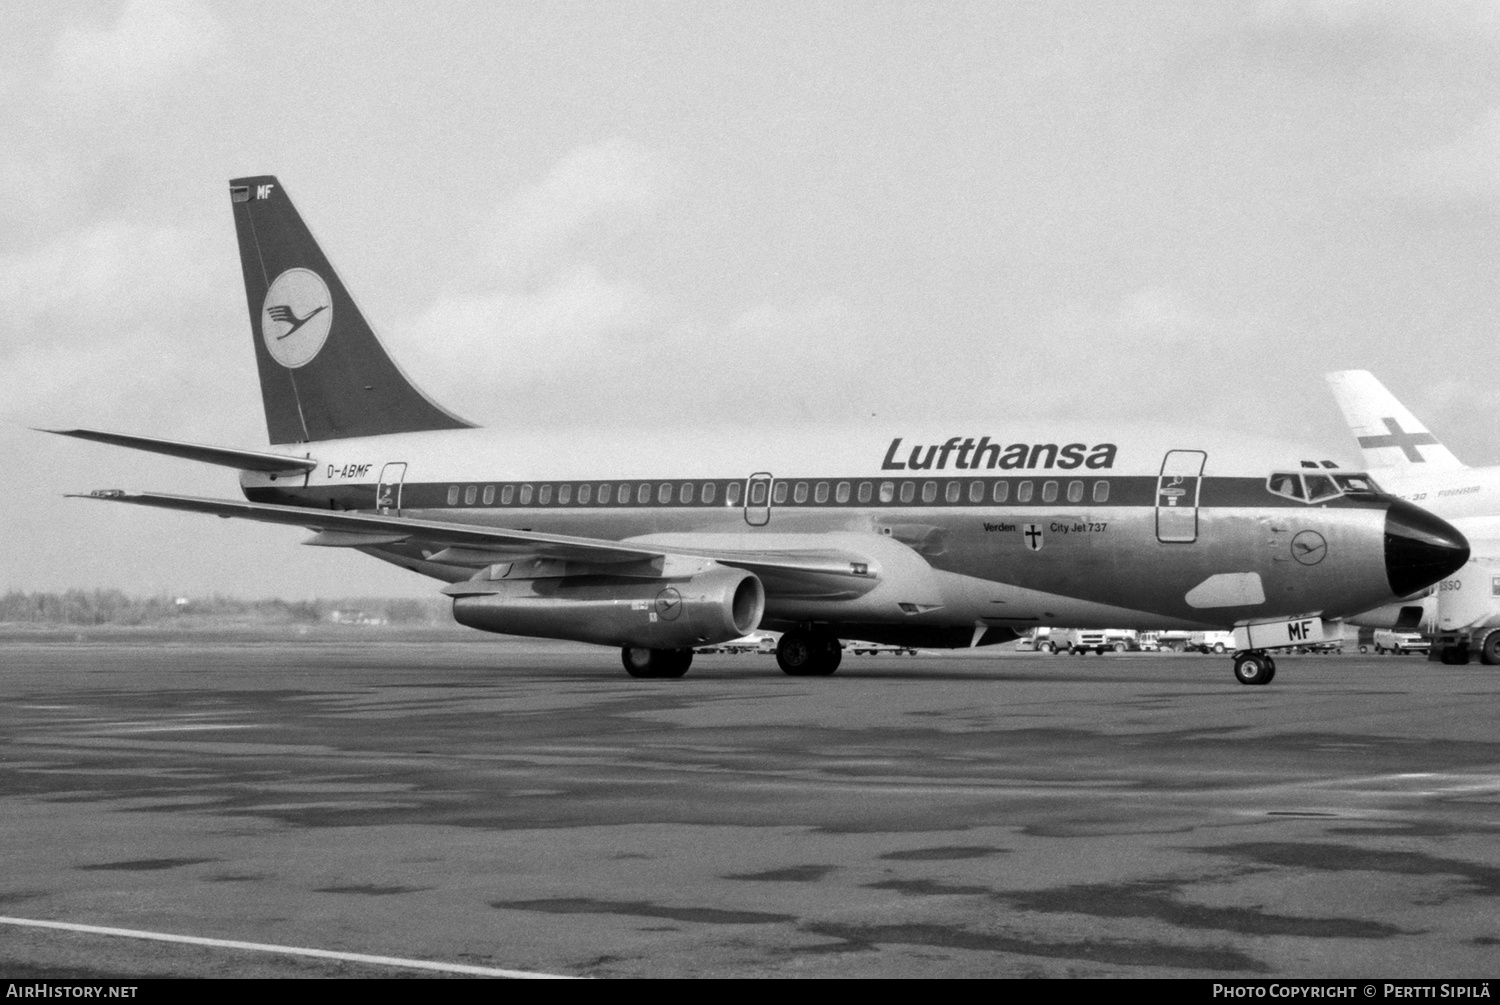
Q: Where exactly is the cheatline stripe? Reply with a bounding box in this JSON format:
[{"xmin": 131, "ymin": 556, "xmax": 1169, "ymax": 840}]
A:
[{"xmin": 0, "ymin": 916, "xmax": 576, "ymax": 979}]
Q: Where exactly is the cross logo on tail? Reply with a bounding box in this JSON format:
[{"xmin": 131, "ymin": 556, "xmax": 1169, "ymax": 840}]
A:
[{"xmin": 1357, "ymin": 417, "xmax": 1439, "ymax": 463}]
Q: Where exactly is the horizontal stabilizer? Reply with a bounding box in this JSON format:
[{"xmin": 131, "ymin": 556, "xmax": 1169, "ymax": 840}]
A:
[{"xmin": 42, "ymin": 429, "xmax": 317, "ymax": 473}]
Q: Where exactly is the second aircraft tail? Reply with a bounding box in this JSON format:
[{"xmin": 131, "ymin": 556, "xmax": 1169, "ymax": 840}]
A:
[{"xmin": 1325, "ymin": 370, "xmax": 1464, "ymax": 471}]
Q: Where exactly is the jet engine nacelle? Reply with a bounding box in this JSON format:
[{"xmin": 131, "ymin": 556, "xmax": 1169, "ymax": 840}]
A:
[{"xmin": 451, "ymin": 566, "xmax": 765, "ymax": 649}]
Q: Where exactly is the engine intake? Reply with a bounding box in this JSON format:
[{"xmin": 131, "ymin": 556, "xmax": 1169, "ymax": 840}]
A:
[{"xmin": 451, "ymin": 565, "xmax": 765, "ymax": 649}]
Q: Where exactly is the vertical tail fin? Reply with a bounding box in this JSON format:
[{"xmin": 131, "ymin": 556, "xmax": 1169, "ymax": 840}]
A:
[
  {"xmin": 229, "ymin": 176, "xmax": 475, "ymax": 444},
  {"xmin": 1325, "ymin": 370, "xmax": 1464, "ymax": 471}
]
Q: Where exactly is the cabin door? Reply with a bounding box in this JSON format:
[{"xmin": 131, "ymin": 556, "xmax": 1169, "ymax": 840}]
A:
[
  {"xmin": 376, "ymin": 462, "xmax": 407, "ymax": 515},
  {"xmin": 1156, "ymin": 450, "xmax": 1206, "ymax": 543},
  {"xmin": 744, "ymin": 472, "xmax": 773, "ymax": 526}
]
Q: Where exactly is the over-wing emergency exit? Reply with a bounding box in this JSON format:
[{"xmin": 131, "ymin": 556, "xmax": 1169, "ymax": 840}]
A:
[{"xmin": 48, "ymin": 178, "xmax": 1470, "ymax": 685}]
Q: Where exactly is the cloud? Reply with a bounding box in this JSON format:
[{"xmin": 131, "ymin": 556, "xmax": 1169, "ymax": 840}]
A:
[
  {"xmin": 48, "ymin": 0, "xmax": 228, "ymax": 99},
  {"xmin": 0, "ymin": 219, "xmax": 247, "ymax": 434},
  {"xmin": 1254, "ymin": 0, "xmax": 1500, "ymax": 42},
  {"xmin": 1388, "ymin": 108, "xmax": 1500, "ymax": 211},
  {"xmin": 478, "ymin": 139, "xmax": 678, "ymax": 286},
  {"xmin": 992, "ymin": 287, "xmax": 1301, "ymax": 428}
]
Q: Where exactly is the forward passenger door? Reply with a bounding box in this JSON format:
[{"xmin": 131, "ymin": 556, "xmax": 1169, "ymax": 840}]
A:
[{"xmin": 1156, "ymin": 450, "xmax": 1206, "ymax": 543}]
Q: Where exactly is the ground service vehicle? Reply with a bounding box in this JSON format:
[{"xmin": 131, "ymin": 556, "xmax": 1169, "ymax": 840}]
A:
[
  {"xmin": 1186, "ymin": 631, "xmax": 1236, "ymax": 654},
  {"xmin": 1372, "ymin": 630, "xmax": 1427, "ymax": 655}
]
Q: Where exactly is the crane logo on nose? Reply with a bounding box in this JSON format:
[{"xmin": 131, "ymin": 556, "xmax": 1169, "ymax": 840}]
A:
[{"xmin": 1291, "ymin": 530, "xmax": 1327, "ymax": 566}]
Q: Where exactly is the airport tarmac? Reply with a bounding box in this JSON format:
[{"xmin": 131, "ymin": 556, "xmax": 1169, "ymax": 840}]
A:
[{"xmin": 1, "ymin": 639, "xmax": 1498, "ymax": 979}]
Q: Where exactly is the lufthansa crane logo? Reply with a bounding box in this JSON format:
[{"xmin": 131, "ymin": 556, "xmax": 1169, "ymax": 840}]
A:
[
  {"xmin": 655, "ymin": 588, "xmax": 684, "ymax": 621},
  {"xmin": 1291, "ymin": 530, "xmax": 1328, "ymax": 566},
  {"xmin": 261, "ymin": 268, "xmax": 333, "ymax": 368}
]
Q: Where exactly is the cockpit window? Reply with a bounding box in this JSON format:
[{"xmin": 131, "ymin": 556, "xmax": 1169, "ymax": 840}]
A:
[
  {"xmin": 1267, "ymin": 470, "xmax": 1380, "ymax": 503},
  {"xmin": 1334, "ymin": 473, "xmax": 1380, "ymax": 494},
  {"xmin": 1267, "ymin": 472, "xmax": 1306, "ymax": 501},
  {"xmin": 1304, "ymin": 473, "xmax": 1340, "ymax": 503}
]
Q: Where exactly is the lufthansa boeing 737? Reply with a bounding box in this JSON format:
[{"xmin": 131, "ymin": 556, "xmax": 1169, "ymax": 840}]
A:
[{"xmin": 48, "ymin": 177, "xmax": 1470, "ymax": 685}]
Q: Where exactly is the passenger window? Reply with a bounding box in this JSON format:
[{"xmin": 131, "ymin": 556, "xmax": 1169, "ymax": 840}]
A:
[
  {"xmin": 726, "ymin": 481, "xmax": 742, "ymax": 506},
  {"xmin": 1304, "ymin": 473, "xmax": 1341, "ymax": 503},
  {"xmin": 1067, "ymin": 480, "xmax": 1083, "ymax": 503},
  {"xmin": 464, "ymin": 486, "xmax": 477, "ymax": 505},
  {"xmin": 1041, "ymin": 481, "xmax": 1057, "ymax": 503},
  {"xmin": 993, "ymin": 481, "xmax": 1009, "ymax": 503},
  {"xmin": 538, "ymin": 484, "xmax": 553, "ymax": 505},
  {"xmin": 815, "ymin": 481, "xmax": 829, "ymax": 504},
  {"xmin": 657, "ymin": 483, "xmax": 672, "ymax": 504},
  {"xmin": 921, "ymin": 481, "xmax": 937, "ymax": 503},
  {"xmin": 500, "ymin": 485, "xmax": 515, "ymax": 505},
  {"xmin": 596, "ymin": 483, "xmax": 609, "ymax": 504},
  {"xmin": 702, "ymin": 482, "xmax": 716, "ymax": 504},
  {"xmin": 578, "ymin": 484, "xmax": 592, "ymax": 504},
  {"xmin": 1017, "ymin": 481, "xmax": 1034, "ymax": 503},
  {"xmin": 558, "ymin": 484, "xmax": 572, "ymax": 505},
  {"xmin": 637, "ymin": 483, "xmax": 651, "ymax": 504},
  {"xmin": 1092, "ymin": 480, "xmax": 1109, "ymax": 503},
  {"xmin": 969, "ymin": 480, "xmax": 984, "ymax": 503},
  {"xmin": 836, "ymin": 481, "xmax": 850, "ymax": 503},
  {"xmin": 860, "ymin": 481, "xmax": 874, "ymax": 503},
  {"xmin": 879, "ymin": 481, "xmax": 894, "ymax": 503},
  {"xmin": 447, "ymin": 485, "xmax": 460, "ymax": 506},
  {"xmin": 946, "ymin": 481, "xmax": 961, "ymax": 503},
  {"xmin": 1267, "ymin": 473, "xmax": 1306, "ymax": 501},
  {"xmin": 749, "ymin": 481, "xmax": 767, "ymax": 506},
  {"xmin": 772, "ymin": 482, "xmax": 788, "ymax": 505},
  {"xmin": 482, "ymin": 485, "xmax": 495, "ymax": 505},
  {"xmin": 680, "ymin": 482, "xmax": 694, "ymax": 504},
  {"xmin": 519, "ymin": 484, "xmax": 534, "ymax": 505},
  {"xmin": 793, "ymin": 482, "xmax": 808, "ymax": 504},
  {"xmin": 900, "ymin": 481, "xmax": 915, "ymax": 503}
]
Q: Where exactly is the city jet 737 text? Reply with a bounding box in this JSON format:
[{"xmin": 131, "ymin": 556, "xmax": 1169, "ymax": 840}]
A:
[{"xmin": 48, "ymin": 177, "xmax": 1470, "ymax": 685}]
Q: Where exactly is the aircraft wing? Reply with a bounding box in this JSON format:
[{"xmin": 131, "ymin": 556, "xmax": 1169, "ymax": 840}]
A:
[{"xmin": 70, "ymin": 491, "xmax": 880, "ymax": 594}]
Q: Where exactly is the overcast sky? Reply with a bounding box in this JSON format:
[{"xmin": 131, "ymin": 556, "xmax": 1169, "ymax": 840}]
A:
[{"xmin": 4, "ymin": 0, "xmax": 1499, "ymax": 599}]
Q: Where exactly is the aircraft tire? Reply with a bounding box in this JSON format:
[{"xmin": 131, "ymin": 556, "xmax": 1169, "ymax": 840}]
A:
[
  {"xmin": 622, "ymin": 647, "xmax": 693, "ymax": 679},
  {"xmin": 777, "ymin": 631, "xmax": 841, "ymax": 677},
  {"xmin": 1440, "ymin": 647, "xmax": 1469, "ymax": 666},
  {"xmin": 1233, "ymin": 652, "xmax": 1274, "ymax": 686},
  {"xmin": 1481, "ymin": 631, "xmax": 1500, "ymax": 666}
]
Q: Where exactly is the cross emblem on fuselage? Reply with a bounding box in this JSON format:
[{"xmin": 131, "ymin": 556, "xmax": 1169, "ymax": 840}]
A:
[
  {"xmin": 1024, "ymin": 524, "xmax": 1043, "ymax": 551},
  {"xmin": 1356, "ymin": 417, "xmax": 1439, "ymax": 463}
]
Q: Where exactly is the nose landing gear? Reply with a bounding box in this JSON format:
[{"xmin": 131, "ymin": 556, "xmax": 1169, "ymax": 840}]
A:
[{"xmin": 1232, "ymin": 650, "xmax": 1277, "ymax": 686}]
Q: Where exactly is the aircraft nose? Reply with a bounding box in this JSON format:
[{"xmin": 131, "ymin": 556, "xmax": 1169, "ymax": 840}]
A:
[{"xmin": 1385, "ymin": 500, "xmax": 1469, "ymax": 597}]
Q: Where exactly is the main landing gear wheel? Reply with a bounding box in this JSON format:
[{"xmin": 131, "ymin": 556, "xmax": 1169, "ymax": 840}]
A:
[
  {"xmin": 1233, "ymin": 651, "xmax": 1276, "ymax": 686},
  {"xmin": 1440, "ymin": 647, "xmax": 1470, "ymax": 666},
  {"xmin": 621, "ymin": 647, "xmax": 693, "ymax": 679},
  {"xmin": 777, "ymin": 630, "xmax": 843, "ymax": 676}
]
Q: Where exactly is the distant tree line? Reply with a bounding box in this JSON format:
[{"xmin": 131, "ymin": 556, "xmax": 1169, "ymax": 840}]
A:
[{"xmin": 0, "ymin": 590, "xmax": 447, "ymax": 626}]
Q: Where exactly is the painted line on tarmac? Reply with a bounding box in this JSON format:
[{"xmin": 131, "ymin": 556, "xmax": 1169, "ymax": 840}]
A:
[{"xmin": 0, "ymin": 916, "xmax": 576, "ymax": 979}]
